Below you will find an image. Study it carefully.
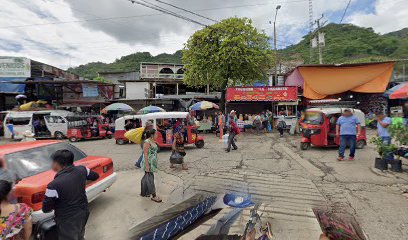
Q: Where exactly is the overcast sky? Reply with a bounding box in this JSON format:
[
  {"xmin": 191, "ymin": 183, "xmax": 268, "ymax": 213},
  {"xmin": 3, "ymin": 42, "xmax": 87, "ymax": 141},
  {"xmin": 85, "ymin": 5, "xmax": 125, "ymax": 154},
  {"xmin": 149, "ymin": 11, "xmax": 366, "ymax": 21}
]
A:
[{"xmin": 0, "ymin": 0, "xmax": 407, "ymax": 69}]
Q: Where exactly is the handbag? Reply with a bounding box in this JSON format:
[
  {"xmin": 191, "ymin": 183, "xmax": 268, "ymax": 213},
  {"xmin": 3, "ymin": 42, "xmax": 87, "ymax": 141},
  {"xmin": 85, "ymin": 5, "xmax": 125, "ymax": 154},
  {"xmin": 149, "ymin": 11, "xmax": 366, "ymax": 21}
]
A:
[{"xmin": 170, "ymin": 151, "xmax": 183, "ymax": 164}]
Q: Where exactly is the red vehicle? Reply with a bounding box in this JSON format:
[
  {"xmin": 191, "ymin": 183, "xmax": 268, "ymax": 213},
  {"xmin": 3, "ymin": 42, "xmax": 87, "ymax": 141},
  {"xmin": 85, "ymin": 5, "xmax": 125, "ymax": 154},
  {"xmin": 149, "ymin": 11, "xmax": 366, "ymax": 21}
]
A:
[
  {"xmin": 0, "ymin": 140, "xmax": 117, "ymax": 228},
  {"xmin": 300, "ymin": 108, "xmax": 367, "ymax": 150},
  {"xmin": 114, "ymin": 115, "xmax": 143, "ymax": 145},
  {"xmin": 140, "ymin": 112, "xmax": 205, "ymax": 149},
  {"xmin": 67, "ymin": 116, "xmax": 112, "ymax": 142}
]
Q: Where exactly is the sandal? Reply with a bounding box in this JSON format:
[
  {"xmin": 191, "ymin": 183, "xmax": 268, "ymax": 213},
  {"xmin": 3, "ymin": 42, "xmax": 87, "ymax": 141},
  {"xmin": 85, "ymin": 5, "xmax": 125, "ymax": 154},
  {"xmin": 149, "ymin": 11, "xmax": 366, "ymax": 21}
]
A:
[
  {"xmin": 181, "ymin": 167, "xmax": 189, "ymax": 170},
  {"xmin": 151, "ymin": 196, "xmax": 162, "ymax": 203},
  {"xmin": 170, "ymin": 165, "xmax": 176, "ymax": 169}
]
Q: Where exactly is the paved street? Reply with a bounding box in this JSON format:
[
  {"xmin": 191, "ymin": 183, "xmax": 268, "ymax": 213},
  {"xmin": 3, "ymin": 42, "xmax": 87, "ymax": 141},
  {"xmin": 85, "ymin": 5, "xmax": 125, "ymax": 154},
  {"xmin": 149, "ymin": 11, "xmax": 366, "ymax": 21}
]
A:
[{"xmin": 67, "ymin": 130, "xmax": 408, "ymax": 240}]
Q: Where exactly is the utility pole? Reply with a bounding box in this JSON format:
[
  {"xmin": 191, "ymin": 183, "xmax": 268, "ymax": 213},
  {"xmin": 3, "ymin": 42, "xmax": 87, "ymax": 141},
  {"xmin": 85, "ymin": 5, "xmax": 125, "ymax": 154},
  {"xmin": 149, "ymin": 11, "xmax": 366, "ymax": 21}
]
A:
[
  {"xmin": 308, "ymin": 0, "xmax": 314, "ymax": 62},
  {"xmin": 273, "ymin": 5, "xmax": 281, "ymax": 86},
  {"xmin": 314, "ymin": 15, "xmax": 327, "ymax": 64}
]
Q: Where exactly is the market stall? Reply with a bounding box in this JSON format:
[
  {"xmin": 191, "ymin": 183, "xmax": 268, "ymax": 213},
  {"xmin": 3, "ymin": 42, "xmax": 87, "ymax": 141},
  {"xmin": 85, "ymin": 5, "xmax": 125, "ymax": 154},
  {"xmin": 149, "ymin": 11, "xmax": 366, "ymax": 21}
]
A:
[
  {"xmin": 274, "ymin": 101, "xmax": 298, "ymax": 128},
  {"xmin": 189, "ymin": 101, "xmax": 219, "ymax": 132},
  {"xmin": 226, "ymin": 86, "xmax": 298, "ymax": 129}
]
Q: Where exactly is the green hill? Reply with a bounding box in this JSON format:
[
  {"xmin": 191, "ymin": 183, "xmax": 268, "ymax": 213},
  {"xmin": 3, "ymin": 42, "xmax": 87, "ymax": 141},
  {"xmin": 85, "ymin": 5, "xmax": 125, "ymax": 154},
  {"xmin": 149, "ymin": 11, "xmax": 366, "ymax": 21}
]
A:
[
  {"xmin": 281, "ymin": 23, "xmax": 408, "ymax": 64},
  {"xmin": 68, "ymin": 51, "xmax": 182, "ymax": 79},
  {"xmin": 70, "ymin": 24, "xmax": 407, "ymax": 79}
]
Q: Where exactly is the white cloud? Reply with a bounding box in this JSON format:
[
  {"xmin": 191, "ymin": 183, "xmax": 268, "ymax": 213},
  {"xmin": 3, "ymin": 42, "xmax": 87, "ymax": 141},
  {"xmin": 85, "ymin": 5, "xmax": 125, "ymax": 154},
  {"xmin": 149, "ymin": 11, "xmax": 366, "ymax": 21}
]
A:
[
  {"xmin": 0, "ymin": 0, "xmax": 405, "ymax": 69},
  {"xmin": 347, "ymin": 0, "xmax": 408, "ymax": 34}
]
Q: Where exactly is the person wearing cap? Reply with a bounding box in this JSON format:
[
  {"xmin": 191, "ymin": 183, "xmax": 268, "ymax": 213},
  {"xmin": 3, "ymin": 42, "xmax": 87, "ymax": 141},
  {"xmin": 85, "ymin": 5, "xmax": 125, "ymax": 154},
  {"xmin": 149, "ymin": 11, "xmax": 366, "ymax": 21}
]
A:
[
  {"xmin": 226, "ymin": 110, "xmax": 240, "ymax": 152},
  {"xmin": 135, "ymin": 121, "xmax": 154, "ymax": 168},
  {"xmin": 336, "ymin": 109, "xmax": 361, "ymax": 161}
]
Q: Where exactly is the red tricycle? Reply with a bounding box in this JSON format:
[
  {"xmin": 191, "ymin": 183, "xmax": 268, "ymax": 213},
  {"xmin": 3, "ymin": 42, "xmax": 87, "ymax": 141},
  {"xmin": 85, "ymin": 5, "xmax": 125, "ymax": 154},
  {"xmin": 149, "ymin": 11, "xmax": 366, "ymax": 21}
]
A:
[
  {"xmin": 299, "ymin": 108, "xmax": 367, "ymax": 150},
  {"xmin": 67, "ymin": 116, "xmax": 112, "ymax": 142},
  {"xmin": 140, "ymin": 112, "xmax": 205, "ymax": 150}
]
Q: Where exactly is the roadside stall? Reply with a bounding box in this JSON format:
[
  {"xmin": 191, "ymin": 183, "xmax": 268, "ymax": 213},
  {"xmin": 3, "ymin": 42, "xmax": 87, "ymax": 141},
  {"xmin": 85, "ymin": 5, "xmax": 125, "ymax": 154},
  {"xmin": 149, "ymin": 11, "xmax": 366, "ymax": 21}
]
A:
[
  {"xmin": 226, "ymin": 86, "xmax": 298, "ymax": 129},
  {"xmin": 274, "ymin": 101, "xmax": 299, "ymax": 128},
  {"xmin": 189, "ymin": 101, "xmax": 219, "ymax": 133}
]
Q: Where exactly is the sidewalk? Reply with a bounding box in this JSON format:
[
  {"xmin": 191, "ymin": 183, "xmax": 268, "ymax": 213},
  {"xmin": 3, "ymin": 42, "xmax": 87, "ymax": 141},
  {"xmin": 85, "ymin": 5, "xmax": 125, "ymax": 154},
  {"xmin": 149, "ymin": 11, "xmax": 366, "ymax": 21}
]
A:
[{"xmin": 86, "ymin": 170, "xmax": 184, "ymax": 240}]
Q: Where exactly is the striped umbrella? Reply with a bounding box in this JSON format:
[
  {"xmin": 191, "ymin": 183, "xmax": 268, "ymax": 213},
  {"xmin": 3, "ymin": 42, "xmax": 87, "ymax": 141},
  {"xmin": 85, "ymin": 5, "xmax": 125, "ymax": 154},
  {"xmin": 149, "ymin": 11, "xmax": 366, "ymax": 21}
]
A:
[
  {"xmin": 137, "ymin": 105, "xmax": 166, "ymax": 114},
  {"xmin": 189, "ymin": 101, "xmax": 219, "ymax": 111},
  {"xmin": 100, "ymin": 103, "xmax": 134, "ymax": 114},
  {"xmin": 385, "ymin": 83, "xmax": 408, "ymax": 99}
]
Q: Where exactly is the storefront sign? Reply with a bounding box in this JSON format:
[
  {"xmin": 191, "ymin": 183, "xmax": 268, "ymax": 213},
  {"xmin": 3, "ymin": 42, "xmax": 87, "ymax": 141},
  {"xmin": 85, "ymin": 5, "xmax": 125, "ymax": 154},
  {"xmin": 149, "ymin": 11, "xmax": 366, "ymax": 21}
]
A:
[
  {"xmin": 82, "ymin": 84, "xmax": 99, "ymax": 97},
  {"xmin": 0, "ymin": 57, "xmax": 30, "ymax": 77},
  {"xmin": 226, "ymin": 86, "xmax": 297, "ymax": 102}
]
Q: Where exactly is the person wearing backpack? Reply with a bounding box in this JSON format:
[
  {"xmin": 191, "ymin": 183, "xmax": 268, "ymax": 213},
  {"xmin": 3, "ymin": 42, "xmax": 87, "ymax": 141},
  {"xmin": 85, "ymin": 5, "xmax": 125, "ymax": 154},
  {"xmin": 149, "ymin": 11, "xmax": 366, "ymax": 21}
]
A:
[{"xmin": 277, "ymin": 115, "xmax": 286, "ymax": 137}]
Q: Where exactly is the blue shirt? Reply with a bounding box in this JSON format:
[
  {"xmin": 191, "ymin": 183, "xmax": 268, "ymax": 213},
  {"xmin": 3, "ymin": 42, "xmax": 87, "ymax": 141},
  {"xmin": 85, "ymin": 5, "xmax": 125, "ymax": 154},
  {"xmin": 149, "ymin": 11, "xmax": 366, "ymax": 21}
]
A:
[
  {"xmin": 336, "ymin": 115, "xmax": 360, "ymax": 135},
  {"xmin": 377, "ymin": 117, "xmax": 392, "ymax": 137}
]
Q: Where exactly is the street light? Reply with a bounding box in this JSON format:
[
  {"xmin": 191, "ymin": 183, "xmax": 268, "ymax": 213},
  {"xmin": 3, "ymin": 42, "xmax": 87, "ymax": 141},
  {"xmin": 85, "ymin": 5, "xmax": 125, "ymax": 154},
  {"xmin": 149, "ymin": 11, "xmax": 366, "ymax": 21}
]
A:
[{"xmin": 273, "ymin": 5, "xmax": 281, "ymax": 86}]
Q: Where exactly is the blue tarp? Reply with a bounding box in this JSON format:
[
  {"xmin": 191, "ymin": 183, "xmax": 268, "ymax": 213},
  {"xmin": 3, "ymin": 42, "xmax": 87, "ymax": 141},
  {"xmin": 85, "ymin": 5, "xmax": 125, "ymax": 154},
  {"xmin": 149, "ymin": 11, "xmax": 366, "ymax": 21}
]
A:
[{"xmin": 0, "ymin": 77, "xmax": 26, "ymax": 93}]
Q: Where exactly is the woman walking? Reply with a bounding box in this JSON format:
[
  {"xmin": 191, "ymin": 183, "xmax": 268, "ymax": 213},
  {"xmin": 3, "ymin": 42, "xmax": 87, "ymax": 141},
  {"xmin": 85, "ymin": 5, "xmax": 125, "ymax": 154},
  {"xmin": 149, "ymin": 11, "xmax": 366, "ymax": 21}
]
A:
[
  {"xmin": 140, "ymin": 129, "xmax": 162, "ymax": 203},
  {"xmin": 170, "ymin": 124, "xmax": 188, "ymax": 170},
  {"xmin": 0, "ymin": 180, "xmax": 33, "ymax": 240}
]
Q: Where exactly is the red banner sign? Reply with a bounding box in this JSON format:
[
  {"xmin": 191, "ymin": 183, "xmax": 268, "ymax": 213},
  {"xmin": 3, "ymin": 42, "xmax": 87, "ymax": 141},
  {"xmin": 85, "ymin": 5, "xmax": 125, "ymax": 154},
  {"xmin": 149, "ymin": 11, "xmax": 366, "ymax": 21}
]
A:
[{"xmin": 226, "ymin": 86, "xmax": 297, "ymax": 102}]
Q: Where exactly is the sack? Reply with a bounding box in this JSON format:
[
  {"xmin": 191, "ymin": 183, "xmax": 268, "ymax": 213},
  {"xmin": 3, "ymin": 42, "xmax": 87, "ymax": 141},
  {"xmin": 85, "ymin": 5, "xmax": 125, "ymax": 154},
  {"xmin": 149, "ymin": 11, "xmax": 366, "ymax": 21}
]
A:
[
  {"xmin": 170, "ymin": 151, "xmax": 183, "ymax": 164},
  {"xmin": 222, "ymin": 134, "xmax": 229, "ymax": 148},
  {"xmin": 267, "ymin": 122, "xmax": 272, "ymax": 133},
  {"xmin": 141, "ymin": 172, "xmax": 155, "ymax": 197},
  {"xmin": 125, "ymin": 127, "xmax": 145, "ymax": 144}
]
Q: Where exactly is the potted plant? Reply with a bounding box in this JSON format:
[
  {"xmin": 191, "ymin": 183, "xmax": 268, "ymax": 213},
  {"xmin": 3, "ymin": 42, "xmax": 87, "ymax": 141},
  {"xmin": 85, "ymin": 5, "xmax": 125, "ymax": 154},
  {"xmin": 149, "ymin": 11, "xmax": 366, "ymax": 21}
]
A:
[
  {"xmin": 371, "ymin": 137, "xmax": 398, "ymax": 171},
  {"xmin": 371, "ymin": 121, "xmax": 407, "ymax": 171}
]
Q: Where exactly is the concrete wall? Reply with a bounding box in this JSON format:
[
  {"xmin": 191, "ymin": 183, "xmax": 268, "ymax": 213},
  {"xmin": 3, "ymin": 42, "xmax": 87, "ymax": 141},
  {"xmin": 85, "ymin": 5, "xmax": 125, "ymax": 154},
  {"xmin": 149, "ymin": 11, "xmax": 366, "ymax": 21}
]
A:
[{"xmin": 125, "ymin": 82, "xmax": 149, "ymax": 99}]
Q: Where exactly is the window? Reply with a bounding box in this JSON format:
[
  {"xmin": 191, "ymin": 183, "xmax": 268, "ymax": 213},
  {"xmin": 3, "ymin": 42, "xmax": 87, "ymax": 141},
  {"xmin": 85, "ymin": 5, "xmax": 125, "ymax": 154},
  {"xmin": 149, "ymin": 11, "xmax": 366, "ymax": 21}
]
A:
[
  {"xmin": 303, "ymin": 112, "xmax": 324, "ymax": 125},
  {"xmin": 9, "ymin": 117, "xmax": 31, "ymax": 125},
  {"xmin": 45, "ymin": 116, "xmax": 66, "ymax": 123},
  {"xmin": 5, "ymin": 143, "xmax": 86, "ymax": 179}
]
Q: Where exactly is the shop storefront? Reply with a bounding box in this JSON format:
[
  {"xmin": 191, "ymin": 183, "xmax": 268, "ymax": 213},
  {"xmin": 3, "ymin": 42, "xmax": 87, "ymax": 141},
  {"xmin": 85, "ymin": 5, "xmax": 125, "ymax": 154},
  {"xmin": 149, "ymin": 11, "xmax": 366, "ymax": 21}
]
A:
[{"xmin": 226, "ymin": 86, "xmax": 298, "ymax": 125}]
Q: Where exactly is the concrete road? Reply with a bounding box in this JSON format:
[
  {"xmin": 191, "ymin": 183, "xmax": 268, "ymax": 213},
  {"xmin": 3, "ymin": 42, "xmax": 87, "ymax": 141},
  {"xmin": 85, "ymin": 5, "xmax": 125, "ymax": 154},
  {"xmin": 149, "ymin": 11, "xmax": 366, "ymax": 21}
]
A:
[
  {"xmin": 70, "ymin": 130, "xmax": 408, "ymax": 240},
  {"xmin": 2, "ymin": 129, "xmax": 408, "ymax": 239}
]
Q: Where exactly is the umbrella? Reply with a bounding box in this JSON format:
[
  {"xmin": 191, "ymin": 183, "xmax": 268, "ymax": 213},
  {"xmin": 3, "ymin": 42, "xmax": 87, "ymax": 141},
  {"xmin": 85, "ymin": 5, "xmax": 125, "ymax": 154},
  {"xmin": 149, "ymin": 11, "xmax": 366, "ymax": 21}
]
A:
[
  {"xmin": 385, "ymin": 82, "xmax": 408, "ymax": 99},
  {"xmin": 15, "ymin": 94, "xmax": 27, "ymax": 99},
  {"xmin": 137, "ymin": 105, "xmax": 165, "ymax": 114},
  {"xmin": 101, "ymin": 103, "xmax": 134, "ymax": 114},
  {"xmin": 189, "ymin": 101, "xmax": 219, "ymax": 111}
]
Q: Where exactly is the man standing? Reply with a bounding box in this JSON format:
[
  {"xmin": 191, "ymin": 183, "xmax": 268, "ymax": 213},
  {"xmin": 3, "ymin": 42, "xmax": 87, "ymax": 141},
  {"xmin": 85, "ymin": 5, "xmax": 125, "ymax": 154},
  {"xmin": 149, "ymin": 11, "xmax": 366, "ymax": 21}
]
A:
[
  {"xmin": 226, "ymin": 110, "xmax": 240, "ymax": 152},
  {"xmin": 376, "ymin": 112, "xmax": 392, "ymax": 144},
  {"xmin": 42, "ymin": 149, "xmax": 99, "ymax": 240},
  {"xmin": 336, "ymin": 109, "xmax": 361, "ymax": 161}
]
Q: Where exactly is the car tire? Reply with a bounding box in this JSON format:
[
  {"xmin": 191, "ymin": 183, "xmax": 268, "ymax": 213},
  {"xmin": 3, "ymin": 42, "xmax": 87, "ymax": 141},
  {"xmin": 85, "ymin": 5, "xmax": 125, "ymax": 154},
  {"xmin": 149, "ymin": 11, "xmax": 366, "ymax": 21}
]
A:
[
  {"xmin": 356, "ymin": 140, "xmax": 365, "ymax": 149},
  {"xmin": 69, "ymin": 137, "xmax": 78, "ymax": 142},
  {"xmin": 54, "ymin": 131, "xmax": 64, "ymax": 140},
  {"xmin": 300, "ymin": 142, "xmax": 310, "ymax": 150},
  {"xmin": 195, "ymin": 140, "xmax": 205, "ymax": 148},
  {"xmin": 107, "ymin": 134, "xmax": 113, "ymax": 139}
]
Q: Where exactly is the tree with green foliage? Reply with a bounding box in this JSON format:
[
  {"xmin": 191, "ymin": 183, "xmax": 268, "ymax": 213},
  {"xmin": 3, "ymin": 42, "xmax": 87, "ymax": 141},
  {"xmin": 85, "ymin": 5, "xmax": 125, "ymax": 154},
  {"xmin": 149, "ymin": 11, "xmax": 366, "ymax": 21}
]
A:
[{"xmin": 182, "ymin": 17, "xmax": 273, "ymax": 107}]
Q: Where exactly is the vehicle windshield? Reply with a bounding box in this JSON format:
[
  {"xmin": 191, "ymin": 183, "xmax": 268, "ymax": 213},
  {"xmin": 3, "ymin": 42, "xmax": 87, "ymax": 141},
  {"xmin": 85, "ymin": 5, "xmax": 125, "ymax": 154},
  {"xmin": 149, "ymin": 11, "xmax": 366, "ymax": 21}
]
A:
[
  {"xmin": 303, "ymin": 112, "xmax": 323, "ymax": 125},
  {"xmin": 5, "ymin": 143, "xmax": 86, "ymax": 179}
]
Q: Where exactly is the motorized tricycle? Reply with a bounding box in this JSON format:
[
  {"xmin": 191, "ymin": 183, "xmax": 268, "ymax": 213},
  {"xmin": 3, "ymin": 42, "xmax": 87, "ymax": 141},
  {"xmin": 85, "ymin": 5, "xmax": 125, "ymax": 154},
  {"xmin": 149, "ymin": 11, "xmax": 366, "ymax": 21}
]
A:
[
  {"xmin": 114, "ymin": 114, "xmax": 143, "ymax": 145},
  {"xmin": 299, "ymin": 108, "xmax": 367, "ymax": 150},
  {"xmin": 66, "ymin": 116, "xmax": 112, "ymax": 142},
  {"xmin": 140, "ymin": 112, "xmax": 205, "ymax": 150}
]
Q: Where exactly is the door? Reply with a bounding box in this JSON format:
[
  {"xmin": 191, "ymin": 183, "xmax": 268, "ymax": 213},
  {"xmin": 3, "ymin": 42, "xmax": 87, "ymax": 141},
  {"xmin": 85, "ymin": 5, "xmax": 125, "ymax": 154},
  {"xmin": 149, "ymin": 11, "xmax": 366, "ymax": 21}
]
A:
[
  {"xmin": 44, "ymin": 115, "xmax": 68, "ymax": 137},
  {"xmin": 6, "ymin": 116, "xmax": 32, "ymax": 139}
]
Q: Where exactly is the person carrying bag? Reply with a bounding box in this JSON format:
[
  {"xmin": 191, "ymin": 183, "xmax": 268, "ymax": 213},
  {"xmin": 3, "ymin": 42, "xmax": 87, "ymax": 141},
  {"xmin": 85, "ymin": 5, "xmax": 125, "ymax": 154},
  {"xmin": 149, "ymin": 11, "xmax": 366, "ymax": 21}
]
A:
[
  {"xmin": 140, "ymin": 129, "xmax": 162, "ymax": 203},
  {"xmin": 170, "ymin": 125, "xmax": 188, "ymax": 170}
]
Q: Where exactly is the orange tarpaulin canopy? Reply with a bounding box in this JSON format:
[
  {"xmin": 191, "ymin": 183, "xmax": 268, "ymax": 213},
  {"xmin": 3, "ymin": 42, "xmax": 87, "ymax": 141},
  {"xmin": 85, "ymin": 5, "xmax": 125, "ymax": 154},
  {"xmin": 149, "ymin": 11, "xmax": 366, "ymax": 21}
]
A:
[{"xmin": 299, "ymin": 62, "xmax": 395, "ymax": 99}]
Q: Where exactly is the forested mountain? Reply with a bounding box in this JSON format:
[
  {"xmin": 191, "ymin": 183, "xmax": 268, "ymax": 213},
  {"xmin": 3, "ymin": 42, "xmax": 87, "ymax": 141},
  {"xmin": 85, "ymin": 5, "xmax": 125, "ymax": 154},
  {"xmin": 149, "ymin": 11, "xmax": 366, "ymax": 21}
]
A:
[{"xmin": 70, "ymin": 24, "xmax": 408, "ymax": 79}]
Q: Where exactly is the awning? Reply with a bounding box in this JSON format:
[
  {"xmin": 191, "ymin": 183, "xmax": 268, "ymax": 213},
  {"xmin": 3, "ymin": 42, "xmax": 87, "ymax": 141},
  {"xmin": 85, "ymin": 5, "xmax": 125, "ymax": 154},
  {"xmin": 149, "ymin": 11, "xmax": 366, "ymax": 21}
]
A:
[{"xmin": 291, "ymin": 62, "xmax": 395, "ymax": 99}]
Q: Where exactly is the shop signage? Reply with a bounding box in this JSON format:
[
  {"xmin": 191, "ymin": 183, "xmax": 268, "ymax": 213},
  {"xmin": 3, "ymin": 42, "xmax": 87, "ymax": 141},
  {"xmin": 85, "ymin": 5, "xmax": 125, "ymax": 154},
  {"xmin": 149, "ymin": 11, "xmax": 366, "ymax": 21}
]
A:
[
  {"xmin": 226, "ymin": 86, "xmax": 297, "ymax": 102},
  {"xmin": 0, "ymin": 57, "xmax": 30, "ymax": 77}
]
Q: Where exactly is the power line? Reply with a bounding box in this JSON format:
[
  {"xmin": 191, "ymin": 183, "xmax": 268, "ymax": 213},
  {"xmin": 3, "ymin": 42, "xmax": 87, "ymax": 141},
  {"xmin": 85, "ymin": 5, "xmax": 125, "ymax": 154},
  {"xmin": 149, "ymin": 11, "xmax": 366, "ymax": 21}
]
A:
[
  {"xmin": 0, "ymin": 0, "xmax": 308, "ymax": 29},
  {"xmin": 129, "ymin": 0, "xmax": 207, "ymax": 26},
  {"xmin": 153, "ymin": 0, "xmax": 218, "ymax": 23},
  {"xmin": 339, "ymin": 0, "xmax": 352, "ymax": 24}
]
